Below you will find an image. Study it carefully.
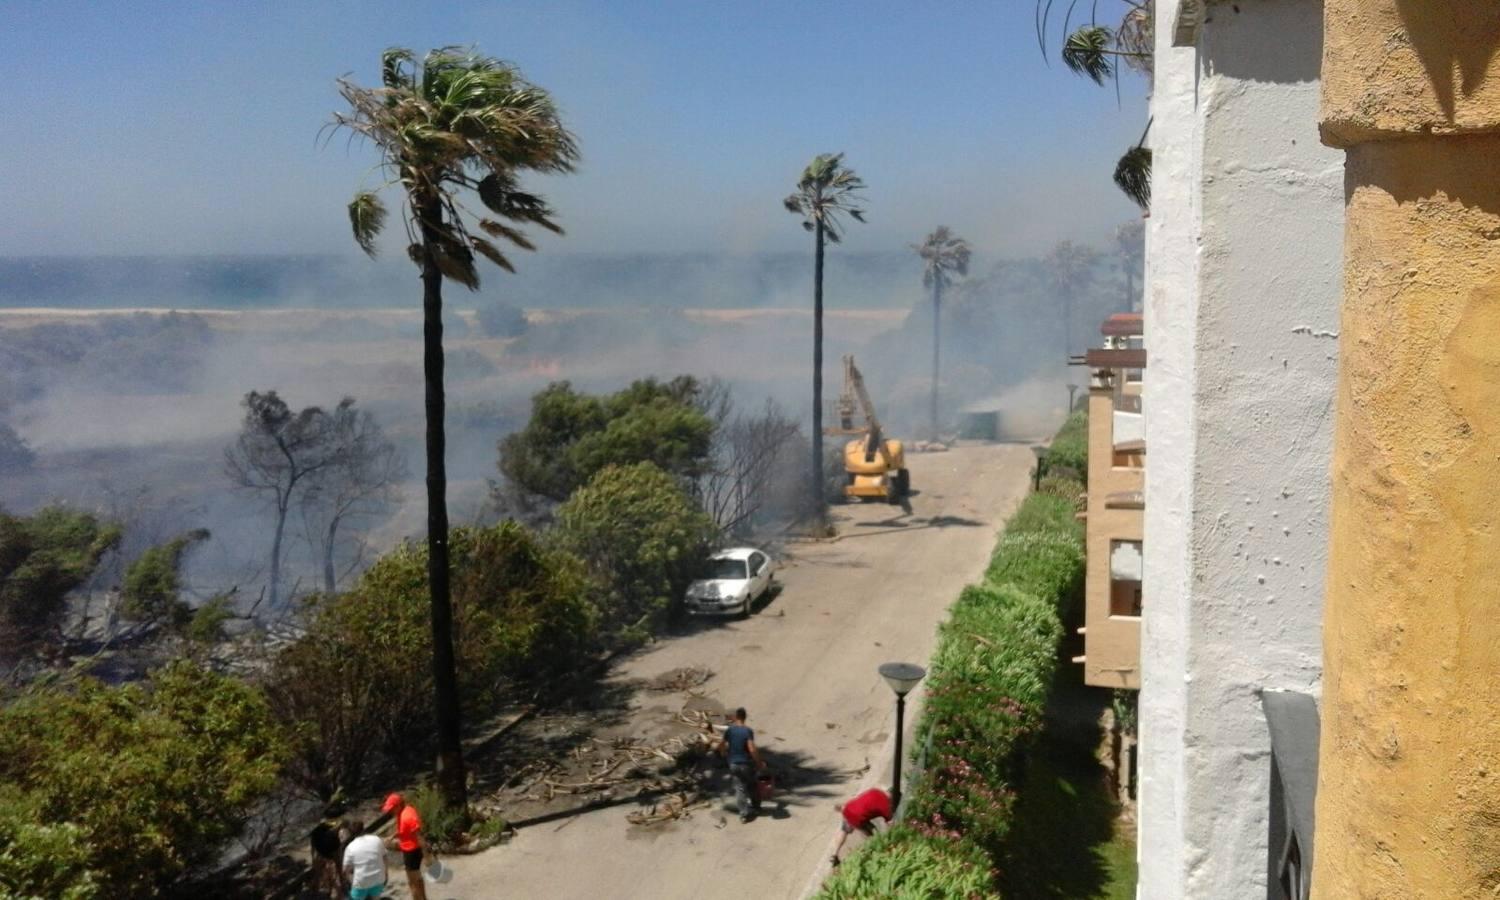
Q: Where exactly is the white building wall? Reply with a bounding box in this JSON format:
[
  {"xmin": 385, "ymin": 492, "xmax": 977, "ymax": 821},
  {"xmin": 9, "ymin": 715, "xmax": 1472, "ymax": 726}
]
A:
[{"xmin": 1138, "ymin": 2, "xmax": 1342, "ymax": 898}]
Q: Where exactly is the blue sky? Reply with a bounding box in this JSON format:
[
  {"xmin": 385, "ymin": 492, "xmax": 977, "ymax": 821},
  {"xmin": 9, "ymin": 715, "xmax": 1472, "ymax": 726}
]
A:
[{"xmin": 1, "ymin": 0, "xmax": 1148, "ymax": 258}]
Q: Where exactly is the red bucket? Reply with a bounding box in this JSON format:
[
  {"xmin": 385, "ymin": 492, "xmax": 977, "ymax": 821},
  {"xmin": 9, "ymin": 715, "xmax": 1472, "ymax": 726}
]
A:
[{"xmin": 755, "ymin": 774, "xmax": 776, "ymax": 802}]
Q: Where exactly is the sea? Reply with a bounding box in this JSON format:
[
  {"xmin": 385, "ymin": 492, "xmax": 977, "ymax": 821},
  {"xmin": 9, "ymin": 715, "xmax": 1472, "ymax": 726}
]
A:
[{"xmin": 0, "ymin": 252, "xmax": 920, "ymax": 311}]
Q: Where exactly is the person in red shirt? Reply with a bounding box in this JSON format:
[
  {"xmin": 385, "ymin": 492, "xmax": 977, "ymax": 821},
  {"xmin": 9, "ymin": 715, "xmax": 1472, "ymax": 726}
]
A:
[
  {"xmin": 382, "ymin": 792, "xmax": 431, "ymax": 900},
  {"xmin": 830, "ymin": 787, "xmax": 892, "ymax": 866}
]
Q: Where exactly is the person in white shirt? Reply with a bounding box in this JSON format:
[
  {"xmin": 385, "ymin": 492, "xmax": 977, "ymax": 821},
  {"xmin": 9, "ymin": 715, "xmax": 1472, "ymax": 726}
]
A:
[{"xmin": 341, "ymin": 819, "xmax": 388, "ymax": 899}]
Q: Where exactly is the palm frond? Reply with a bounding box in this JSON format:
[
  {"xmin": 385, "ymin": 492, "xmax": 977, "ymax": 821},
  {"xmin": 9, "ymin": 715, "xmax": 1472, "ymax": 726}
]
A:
[
  {"xmin": 468, "ymin": 235, "xmax": 516, "ymax": 273},
  {"xmin": 433, "ymin": 242, "xmax": 480, "ymax": 290},
  {"xmin": 348, "ymin": 192, "xmax": 387, "ymax": 257},
  {"xmin": 1114, "ymin": 145, "xmax": 1152, "ymax": 209},
  {"xmin": 381, "ymin": 48, "xmax": 415, "ymax": 90},
  {"xmin": 476, "ymin": 172, "xmax": 518, "ymax": 215},
  {"xmin": 478, "ymin": 218, "xmax": 536, "ymax": 251},
  {"xmin": 1063, "ymin": 26, "xmax": 1115, "ymax": 85}
]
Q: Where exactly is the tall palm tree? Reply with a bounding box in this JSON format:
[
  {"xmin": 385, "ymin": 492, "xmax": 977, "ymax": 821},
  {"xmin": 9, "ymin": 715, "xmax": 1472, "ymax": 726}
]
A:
[
  {"xmin": 783, "ymin": 153, "xmax": 866, "ymax": 517},
  {"xmin": 913, "ymin": 227, "xmax": 972, "ymax": 440},
  {"xmin": 1045, "ymin": 240, "xmax": 1101, "ymax": 363},
  {"xmin": 332, "ymin": 46, "xmax": 577, "ymax": 809}
]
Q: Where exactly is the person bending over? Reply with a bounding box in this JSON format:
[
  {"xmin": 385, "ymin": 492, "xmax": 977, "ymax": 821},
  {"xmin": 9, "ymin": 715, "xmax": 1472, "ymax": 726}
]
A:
[{"xmin": 830, "ymin": 787, "xmax": 892, "ymax": 866}]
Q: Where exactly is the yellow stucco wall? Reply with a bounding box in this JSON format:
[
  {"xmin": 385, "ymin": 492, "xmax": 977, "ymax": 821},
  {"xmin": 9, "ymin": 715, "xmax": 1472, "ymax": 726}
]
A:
[
  {"xmin": 1315, "ymin": 133, "xmax": 1500, "ymax": 899},
  {"xmin": 1316, "ymin": 0, "xmax": 1500, "ymax": 882},
  {"xmin": 1321, "ymin": 0, "xmax": 1500, "ymax": 146}
]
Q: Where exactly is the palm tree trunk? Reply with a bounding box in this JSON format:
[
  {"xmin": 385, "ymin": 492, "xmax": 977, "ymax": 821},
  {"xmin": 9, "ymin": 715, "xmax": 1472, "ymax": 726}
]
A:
[
  {"xmin": 812, "ymin": 219, "xmax": 826, "ymax": 520},
  {"xmin": 418, "ymin": 195, "xmax": 466, "ymax": 811},
  {"xmin": 930, "ymin": 280, "xmax": 942, "ymax": 442}
]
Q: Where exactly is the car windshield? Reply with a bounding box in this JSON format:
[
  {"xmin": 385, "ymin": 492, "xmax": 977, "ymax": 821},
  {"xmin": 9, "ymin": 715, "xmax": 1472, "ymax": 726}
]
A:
[{"xmin": 705, "ymin": 558, "xmax": 748, "ymax": 580}]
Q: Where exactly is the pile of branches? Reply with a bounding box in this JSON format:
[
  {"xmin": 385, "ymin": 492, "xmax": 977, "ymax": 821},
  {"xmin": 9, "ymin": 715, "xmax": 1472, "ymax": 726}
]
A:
[{"xmin": 504, "ymin": 727, "xmax": 717, "ymax": 804}]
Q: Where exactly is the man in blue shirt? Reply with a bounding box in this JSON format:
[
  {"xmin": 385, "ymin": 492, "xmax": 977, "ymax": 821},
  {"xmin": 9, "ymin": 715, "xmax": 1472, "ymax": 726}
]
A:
[{"xmin": 716, "ymin": 707, "xmax": 767, "ymax": 822}]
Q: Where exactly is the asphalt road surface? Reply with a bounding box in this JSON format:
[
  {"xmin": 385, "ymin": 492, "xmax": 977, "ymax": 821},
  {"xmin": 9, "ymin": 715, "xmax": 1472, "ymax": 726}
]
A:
[{"xmin": 437, "ymin": 443, "xmax": 1034, "ymax": 900}]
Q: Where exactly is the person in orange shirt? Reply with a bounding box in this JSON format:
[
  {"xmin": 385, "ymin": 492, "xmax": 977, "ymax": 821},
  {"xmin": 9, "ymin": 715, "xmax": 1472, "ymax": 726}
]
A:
[{"xmin": 381, "ymin": 793, "xmax": 431, "ymax": 900}]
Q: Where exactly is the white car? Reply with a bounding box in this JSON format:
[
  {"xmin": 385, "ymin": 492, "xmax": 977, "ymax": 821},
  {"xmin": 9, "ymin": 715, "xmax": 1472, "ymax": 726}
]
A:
[{"xmin": 685, "ymin": 547, "xmax": 775, "ymax": 617}]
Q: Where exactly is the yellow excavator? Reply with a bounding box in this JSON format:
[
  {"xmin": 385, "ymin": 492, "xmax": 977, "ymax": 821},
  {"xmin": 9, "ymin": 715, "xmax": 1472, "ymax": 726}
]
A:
[{"xmin": 826, "ymin": 355, "xmax": 909, "ymax": 504}]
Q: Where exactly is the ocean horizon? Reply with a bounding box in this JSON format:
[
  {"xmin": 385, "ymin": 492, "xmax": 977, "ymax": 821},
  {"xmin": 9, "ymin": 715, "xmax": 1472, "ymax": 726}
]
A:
[{"xmin": 0, "ymin": 252, "xmax": 932, "ymax": 312}]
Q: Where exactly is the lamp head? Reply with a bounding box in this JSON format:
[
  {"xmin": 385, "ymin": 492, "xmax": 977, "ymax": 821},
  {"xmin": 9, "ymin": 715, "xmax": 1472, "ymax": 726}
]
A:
[{"xmin": 879, "ymin": 662, "xmax": 926, "ymax": 697}]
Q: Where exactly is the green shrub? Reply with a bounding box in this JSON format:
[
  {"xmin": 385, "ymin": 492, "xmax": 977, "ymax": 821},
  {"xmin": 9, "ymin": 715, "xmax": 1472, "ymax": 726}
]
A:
[
  {"xmin": 407, "ymin": 783, "xmax": 467, "ymax": 849},
  {"xmin": 185, "ymin": 594, "xmax": 236, "ymax": 645},
  {"xmin": 556, "ymin": 462, "xmax": 714, "ymax": 637},
  {"xmin": 499, "ymin": 377, "xmax": 714, "ymax": 502},
  {"xmin": 454, "ymin": 521, "xmax": 597, "ymax": 679},
  {"xmin": 267, "ymin": 522, "xmax": 597, "ymax": 798},
  {"xmin": 119, "ymin": 529, "xmax": 211, "ymax": 632},
  {"xmin": 0, "ymin": 662, "xmax": 286, "ymax": 896},
  {"xmin": 818, "ymin": 827, "xmax": 995, "ymax": 899},
  {"xmin": 0, "ymin": 790, "xmax": 97, "ymax": 900},
  {"xmin": 0, "ymin": 507, "xmax": 120, "ymax": 661},
  {"xmin": 1041, "ymin": 409, "xmax": 1087, "ymax": 482}
]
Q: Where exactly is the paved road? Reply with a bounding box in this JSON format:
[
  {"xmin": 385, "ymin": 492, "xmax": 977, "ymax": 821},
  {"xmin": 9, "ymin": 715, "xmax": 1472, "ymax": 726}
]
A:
[{"xmin": 438, "ymin": 444, "xmax": 1034, "ymax": 900}]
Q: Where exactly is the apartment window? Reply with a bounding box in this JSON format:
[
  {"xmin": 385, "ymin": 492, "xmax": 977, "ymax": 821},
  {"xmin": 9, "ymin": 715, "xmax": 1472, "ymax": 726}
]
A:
[{"xmin": 1109, "ymin": 540, "xmax": 1143, "ymax": 617}]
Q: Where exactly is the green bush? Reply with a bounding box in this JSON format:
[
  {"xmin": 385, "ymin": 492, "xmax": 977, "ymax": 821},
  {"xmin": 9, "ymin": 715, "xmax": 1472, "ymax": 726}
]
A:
[
  {"xmin": 0, "ymin": 506, "xmax": 120, "ymax": 661},
  {"xmin": 0, "ymin": 661, "xmax": 286, "ymax": 896},
  {"xmin": 454, "ymin": 521, "xmax": 597, "ymax": 679},
  {"xmin": 0, "ymin": 790, "xmax": 97, "ymax": 900},
  {"xmin": 1041, "ymin": 409, "xmax": 1087, "ymax": 482},
  {"xmin": 499, "ymin": 377, "xmax": 714, "ymax": 502},
  {"xmin": 267, "ymin": 522, "xmax": 597, "ymax": 798},
  {"xmin": 556, "ymin": 462, "xmax": 714, "ymax": 637},
  {"xmin": 820, "ymin": 417, "xmax": 1086, "ymax": 896},
  {"xmin": 119, "ymin": 528, "xmax": 211, "ymax": 631},
  {"xmin": 818, "ymin": 827, "xmax": 995, "ymax": 900},
  {"xmin": 407, "ymin": 783, "xmax": 467, "ymax": 849}
]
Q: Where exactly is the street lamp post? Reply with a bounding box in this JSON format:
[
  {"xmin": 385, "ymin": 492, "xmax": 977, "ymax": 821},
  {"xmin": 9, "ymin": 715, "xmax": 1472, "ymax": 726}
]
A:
[
  {"xmin": 1031, "ymin": 445, "xmax": 1048, "ymax": 491},
  {"xmin": 879, "ymin": 661, "xmax": 927, "ymax": 814}
]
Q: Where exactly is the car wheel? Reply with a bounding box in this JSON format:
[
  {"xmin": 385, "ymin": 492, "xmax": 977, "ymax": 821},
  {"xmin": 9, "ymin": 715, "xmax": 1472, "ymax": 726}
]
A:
[{"xmin": 738, "ymin": 599, "xmax": 751, "ymax": 619}]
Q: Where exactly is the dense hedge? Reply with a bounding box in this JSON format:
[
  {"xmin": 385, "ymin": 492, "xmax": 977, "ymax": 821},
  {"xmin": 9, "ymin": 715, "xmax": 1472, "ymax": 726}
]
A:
[
  {"xmin": 1040, "ymin": 408, "xmax": 1088, "ymax": 484},
  {"xmin": 818, "ymin": 418, "xmax": 1085, "ymax": 899}
]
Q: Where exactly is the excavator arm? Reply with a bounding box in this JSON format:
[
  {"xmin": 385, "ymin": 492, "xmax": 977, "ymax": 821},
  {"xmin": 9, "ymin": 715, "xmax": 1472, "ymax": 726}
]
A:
[{"xmin": 839, "ymin": 355, "xmax": 895, "ymax": 471}]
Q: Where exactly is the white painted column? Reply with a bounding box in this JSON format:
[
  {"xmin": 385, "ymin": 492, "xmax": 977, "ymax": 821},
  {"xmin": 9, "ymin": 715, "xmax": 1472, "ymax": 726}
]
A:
[{"xmin": 1138, "ymin": 2, "xmax": 1341, "ymax": 897}]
